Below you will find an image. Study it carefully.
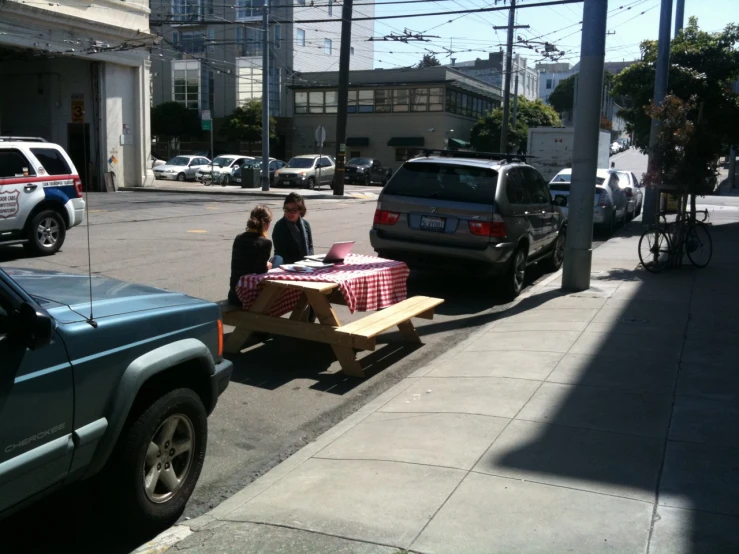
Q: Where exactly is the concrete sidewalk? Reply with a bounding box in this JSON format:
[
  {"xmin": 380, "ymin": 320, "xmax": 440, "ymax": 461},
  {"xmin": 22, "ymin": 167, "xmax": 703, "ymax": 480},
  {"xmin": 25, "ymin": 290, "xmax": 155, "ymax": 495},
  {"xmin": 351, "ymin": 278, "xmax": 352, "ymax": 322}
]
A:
[
  {"xmin": 139, "ymin": 202, "xmax": 739, "ymax": 554},
  {"xmin": 120, "ymin": 181, "xmax": 379, "ymax": 200}
]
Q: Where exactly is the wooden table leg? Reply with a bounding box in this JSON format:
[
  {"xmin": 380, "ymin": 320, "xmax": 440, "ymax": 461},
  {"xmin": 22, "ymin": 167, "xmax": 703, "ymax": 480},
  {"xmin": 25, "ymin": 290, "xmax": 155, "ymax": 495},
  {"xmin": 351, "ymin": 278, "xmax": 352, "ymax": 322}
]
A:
[
  {"xmin": 304, "ymin": 290, "xmax": 366, "ymax": 378},
  {"xmin": 224, "ymin": 283, "xmax": 284, "ymax": 354},
  {"xmin": 289, "ymin": 294, "xmax": 309, "ymax": 321},
  {"xmin": 397, "ymin": 320, "xmax": 422, "ymax": 344}
]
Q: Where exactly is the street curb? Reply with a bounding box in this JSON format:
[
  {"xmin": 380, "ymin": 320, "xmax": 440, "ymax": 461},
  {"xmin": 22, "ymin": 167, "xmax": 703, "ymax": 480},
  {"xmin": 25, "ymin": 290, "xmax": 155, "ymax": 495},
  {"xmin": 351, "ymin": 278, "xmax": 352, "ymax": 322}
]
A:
[
  {"xmin": 118, "ymin": 186, "xmax": 374, "ymax": 201},
  {"xmin": 137, "ymin": 265, "xmax": 567, "ymax": 553}
]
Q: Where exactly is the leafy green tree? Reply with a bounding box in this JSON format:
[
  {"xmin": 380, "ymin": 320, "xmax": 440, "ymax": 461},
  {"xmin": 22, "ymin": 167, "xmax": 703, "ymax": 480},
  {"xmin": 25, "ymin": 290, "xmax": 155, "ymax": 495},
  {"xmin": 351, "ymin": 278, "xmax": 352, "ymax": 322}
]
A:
[
  {"xmin": 151, "ymin": 102, "xmax": 201, "ymax": 138},
  {"xmin": 417, "ymin": 54, "xmax": 441, "ymax": 68},
  {"xmin": 612, "ymin": 18, "xmax": 739, "ymax": 156},
  {"xmin": 547, "ymin": 72, "xmax": 616, "ymax": 114},
  {"xmin": 220, "ymin": 100, "xmax": 277, "ymax": 150},
  {"xmin": 470, "ymin": 97, "xmax": 561, "ymax": 153}
]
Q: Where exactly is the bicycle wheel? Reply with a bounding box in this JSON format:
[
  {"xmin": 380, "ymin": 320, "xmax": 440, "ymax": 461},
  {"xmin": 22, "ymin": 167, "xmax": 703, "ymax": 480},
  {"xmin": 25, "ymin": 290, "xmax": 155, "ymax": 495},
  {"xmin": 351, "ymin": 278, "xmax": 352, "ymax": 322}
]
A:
[
  {"xmin": 685, "ymin": 222, "xmax": 712, "ymax": 268},
  {"xmin": 639, "ymin": 228, "xmax": 672, "ymax": 273}
]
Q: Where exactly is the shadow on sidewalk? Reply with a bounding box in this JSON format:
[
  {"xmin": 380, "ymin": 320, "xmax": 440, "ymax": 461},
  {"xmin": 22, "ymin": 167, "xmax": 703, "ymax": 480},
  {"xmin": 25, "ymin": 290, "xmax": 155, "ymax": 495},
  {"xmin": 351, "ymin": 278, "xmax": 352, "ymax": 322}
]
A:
[{"xmin": 487, "ymin": 219, "xmax": 739, "ymax": 552}]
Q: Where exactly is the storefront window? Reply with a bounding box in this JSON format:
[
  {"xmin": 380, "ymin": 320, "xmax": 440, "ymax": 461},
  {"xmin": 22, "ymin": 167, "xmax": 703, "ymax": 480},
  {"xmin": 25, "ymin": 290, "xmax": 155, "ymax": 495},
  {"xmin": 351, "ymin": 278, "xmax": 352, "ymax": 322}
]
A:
[
  {"xmin": 429, "ymin": 87, "xmax": 443, "ymax": 111},
  {"xmin": 393, "ymin": 89, "xmax": 409, "ymax": 112},
  {"xmin": 325, "ymin": 91, "xmax": 338, "ymax": 113},
  {"xmin": 347, "ymin": 90, "xmax": 357, "ymax": 113},
  {"xmin": 173, "ymin": 60, "xmax": 200, "ymax": 110}
]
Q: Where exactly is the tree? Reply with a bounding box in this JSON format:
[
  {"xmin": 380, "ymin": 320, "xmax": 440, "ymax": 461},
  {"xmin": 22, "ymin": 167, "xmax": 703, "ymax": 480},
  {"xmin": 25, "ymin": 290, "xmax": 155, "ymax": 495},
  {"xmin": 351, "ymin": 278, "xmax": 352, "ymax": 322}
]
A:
[
  {"xmin": 612, "ymin": 18, "xmax": 739, "ymax": 193},
  {"xmin": 547, "ymin": 72, "xmax": 616, "ymax": 114},
  {"xmin": 417, "ymin": 54, "xmax": 441, "ymax": 68},
  {"xmin": 220, "ymin": 100, "xmax": 277, "ymax": 150},
  {"xmin": 151, "ymin": 102, "xmax": 201, "ymax": 138},
  {"xmin": 470, "ymin": 96, "xmax": 561, "ymax": 153}
]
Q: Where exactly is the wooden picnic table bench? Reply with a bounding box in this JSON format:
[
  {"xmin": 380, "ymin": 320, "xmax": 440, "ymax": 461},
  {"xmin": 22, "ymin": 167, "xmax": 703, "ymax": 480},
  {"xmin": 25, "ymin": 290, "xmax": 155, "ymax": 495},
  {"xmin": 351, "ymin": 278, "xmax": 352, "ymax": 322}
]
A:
[{"xmin": 220, "ymin": 278, "xmax": 443, "ymax": 378}]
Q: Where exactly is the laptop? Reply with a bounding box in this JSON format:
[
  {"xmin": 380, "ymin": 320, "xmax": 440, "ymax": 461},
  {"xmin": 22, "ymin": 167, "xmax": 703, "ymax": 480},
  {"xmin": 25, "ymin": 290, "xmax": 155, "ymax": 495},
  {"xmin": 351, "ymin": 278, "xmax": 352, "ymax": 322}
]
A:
[{"xmin": 306, "ymin": 241, "xmax": 355, "ymax": 264}]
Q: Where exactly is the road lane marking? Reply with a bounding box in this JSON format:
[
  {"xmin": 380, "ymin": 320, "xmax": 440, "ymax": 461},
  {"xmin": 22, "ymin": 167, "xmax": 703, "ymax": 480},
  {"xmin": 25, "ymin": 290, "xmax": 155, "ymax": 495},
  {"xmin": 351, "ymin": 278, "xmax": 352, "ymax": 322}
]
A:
[{"xmin": 187, "ymin": 230, "xmax": 208, "ymax": 233}]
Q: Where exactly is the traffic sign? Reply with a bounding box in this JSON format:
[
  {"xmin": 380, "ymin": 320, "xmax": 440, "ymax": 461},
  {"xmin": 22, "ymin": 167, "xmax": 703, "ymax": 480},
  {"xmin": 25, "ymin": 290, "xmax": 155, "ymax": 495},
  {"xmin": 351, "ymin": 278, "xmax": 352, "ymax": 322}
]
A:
[
  {"xmin": 202, "ymin": 119, "xmax": 212, "ymax": 131},
  {"xmin": 315, "ymin": 125, "xmax": 326, "ymax": 147},
  {"xmin": 201, "ymin": 110, "xmax": 211, "ymax": 121}
]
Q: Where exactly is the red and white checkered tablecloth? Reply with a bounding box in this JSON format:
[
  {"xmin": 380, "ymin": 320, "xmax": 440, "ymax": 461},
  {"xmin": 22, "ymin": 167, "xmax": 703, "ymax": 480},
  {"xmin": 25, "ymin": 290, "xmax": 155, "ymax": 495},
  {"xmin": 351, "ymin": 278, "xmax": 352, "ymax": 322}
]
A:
[{"xmin": 235, "ymin": 254, "xmax": 410, "ymax": 317}]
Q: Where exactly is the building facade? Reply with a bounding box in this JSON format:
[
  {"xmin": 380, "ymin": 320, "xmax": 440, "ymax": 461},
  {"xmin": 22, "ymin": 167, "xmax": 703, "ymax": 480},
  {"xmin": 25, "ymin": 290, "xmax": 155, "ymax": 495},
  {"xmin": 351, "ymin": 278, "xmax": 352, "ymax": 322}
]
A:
[
  {"xmin": 149, "ymin": 0, "xmax": 375, "ymax": 121},
  {"xmin": 536, "ymin": 62, "xmax": 574, "ymax": 104},
  {"xmin": 450, "ymin": 52, "xmax": 539, "ymax": 101},
  {"xmin": 288, "ymin": 67, "xmax": 502, "ymax": 170},
  {"xmin": 0, "ymin": 0, "xmax": 154, "ymax": 188}
]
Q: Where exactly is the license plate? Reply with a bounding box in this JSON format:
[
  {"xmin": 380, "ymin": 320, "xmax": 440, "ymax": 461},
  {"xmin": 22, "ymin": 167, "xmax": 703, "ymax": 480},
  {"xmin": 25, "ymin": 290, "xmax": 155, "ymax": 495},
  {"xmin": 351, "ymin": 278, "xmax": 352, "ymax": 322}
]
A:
[{"xmin": 420, "ymin": 215, "xmax": 446, "ymax": 231}]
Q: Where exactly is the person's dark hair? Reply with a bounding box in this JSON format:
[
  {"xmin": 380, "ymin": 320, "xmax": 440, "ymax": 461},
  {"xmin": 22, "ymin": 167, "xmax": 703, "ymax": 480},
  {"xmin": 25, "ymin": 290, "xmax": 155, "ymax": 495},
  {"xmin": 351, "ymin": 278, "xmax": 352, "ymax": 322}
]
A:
[
  {"xmin": 247, "ymin": 205, "xmax": 273, "ymax": 234},
  {"xmin": 284, "ymin": 192, "xmax": 307, "ymax": 217}
]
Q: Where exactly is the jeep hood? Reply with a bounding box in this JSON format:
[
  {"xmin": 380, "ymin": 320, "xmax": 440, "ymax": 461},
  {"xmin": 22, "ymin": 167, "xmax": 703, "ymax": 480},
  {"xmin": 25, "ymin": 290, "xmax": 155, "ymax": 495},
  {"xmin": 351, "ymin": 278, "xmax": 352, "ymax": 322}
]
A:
[{"xmin": 5, "ymin": 268, "xmax": 205, "ymax": 322}]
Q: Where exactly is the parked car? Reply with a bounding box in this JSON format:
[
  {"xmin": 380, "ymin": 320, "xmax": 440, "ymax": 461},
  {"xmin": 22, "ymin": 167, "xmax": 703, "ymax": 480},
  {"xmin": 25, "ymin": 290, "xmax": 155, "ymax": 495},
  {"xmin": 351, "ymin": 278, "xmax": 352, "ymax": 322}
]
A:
[
  {"xmin": 235, "ymin": 158, "xmax": 285, "ymax": 185},
  {"xmin": 197, "ymin": 155, "xmax": 253, "ymax": 186},
  {"xmin": 0, "ymin": 138, "xmax": 85, "ymax": 256},
  {"xmin": 344, "ymin": 157, "xmax": 391, "ymax": 186},
  {"xmin": 153, "ymin": 155, "xmax": 211, "ymax": 182},
  {"xmin": 0, "ymin": 267, "xmax": 232, "ymax": 529},
  {"xmin": 610, "ymin": 170, "xmax": 643, "ymax": 218},
  {"xmin": 369, "ymin": 152, "xmax": 567, "ymax": 297},
  {"xmin": 610, "ymin": 142, "xmax": 621, "ymax": 156},
  {"xmin": 274, "ymin": 155, "xmax": 335, "ymax": 189},
  {"xmin": 548, "ymin": 168, "xmax": 627, "ymax": 233},
  {"xmin": 151, "ymin": 155, "xmax": 166, "ymax": 169}
]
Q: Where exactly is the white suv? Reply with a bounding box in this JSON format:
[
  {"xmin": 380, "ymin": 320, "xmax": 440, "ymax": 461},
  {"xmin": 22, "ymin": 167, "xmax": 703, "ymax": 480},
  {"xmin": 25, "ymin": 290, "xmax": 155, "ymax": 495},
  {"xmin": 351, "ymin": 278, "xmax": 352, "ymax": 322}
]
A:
[{"xmin": 0, "ymin": 138, "xmax": 85, "ymax": 255}]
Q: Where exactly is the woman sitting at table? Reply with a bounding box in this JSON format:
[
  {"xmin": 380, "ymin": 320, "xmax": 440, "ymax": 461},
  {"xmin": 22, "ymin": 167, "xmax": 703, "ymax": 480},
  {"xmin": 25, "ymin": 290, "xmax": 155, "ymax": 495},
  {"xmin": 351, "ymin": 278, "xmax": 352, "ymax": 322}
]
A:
[
  {"xmin": 228, "ymin": 205, "xmax": 273, "ymax": 306},
  {"xmin": 272, "ymin": 192, "xmax": 314, "ymax": 267}
]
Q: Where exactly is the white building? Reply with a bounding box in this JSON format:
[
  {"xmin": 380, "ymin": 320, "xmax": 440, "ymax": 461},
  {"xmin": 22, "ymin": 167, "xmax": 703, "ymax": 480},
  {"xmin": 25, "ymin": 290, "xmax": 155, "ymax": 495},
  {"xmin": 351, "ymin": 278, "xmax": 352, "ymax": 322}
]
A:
[
  {"xmin": 0, "ymin": 0, "xmax": 155, "ymax": 188},
  {"xmin": 537, "ymin": 62, "xmax": 574, "ymax": 104},
  {"xmin": 149, "ymin": 0, "xmax": 375, "ymax": 121},
  {"xmin": 449, "ymin": 52, "xmax": 539, "ymax": 101}
]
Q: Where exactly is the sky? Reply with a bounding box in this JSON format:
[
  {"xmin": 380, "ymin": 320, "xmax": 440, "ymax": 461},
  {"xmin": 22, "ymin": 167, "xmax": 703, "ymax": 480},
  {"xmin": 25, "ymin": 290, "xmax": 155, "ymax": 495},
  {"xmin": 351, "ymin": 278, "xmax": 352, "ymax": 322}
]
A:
[{"xmin": 366, "ymin": 0, "xmax": 737, "ymax": 69}]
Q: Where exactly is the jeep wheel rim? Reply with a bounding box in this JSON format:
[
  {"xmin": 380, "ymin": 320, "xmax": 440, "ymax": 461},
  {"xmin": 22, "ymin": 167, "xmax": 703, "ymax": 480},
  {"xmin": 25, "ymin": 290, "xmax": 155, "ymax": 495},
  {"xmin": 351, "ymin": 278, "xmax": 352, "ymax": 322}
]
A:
[
  {"xmin": 37, "ymin": 217, "xmax": 60, "ymax": 248},
  {"xmin": 513, "ymin": 251, "xmax": 525, "ymax": 290},
  {"xmin": 143, "ymin": 414, "xmax": 195, "ymax": 504},
  {"xmin": 554, "ymin": 233, "xmax": 565, "ymax": 266}
]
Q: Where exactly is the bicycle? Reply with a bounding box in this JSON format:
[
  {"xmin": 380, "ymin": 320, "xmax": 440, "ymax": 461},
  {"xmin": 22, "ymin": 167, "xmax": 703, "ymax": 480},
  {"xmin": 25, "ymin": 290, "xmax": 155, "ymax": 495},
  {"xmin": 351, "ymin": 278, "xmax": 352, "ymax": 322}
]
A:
[{"xmin": 638, "ymin": 208, "xmax": 712, "ymax": 273}]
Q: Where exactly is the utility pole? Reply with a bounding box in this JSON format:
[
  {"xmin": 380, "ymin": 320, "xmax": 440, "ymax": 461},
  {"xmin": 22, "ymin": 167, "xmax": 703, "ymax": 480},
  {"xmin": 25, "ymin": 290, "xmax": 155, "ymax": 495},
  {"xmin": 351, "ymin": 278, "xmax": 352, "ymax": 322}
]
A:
[
  {"xmin": 332, "ymin": 0, "xmax": 354, "ymax": 196},
  {"xmin": 562, "ymin": 0, "xmax": 608, "ymax": 292},
  {"xmin": 512, "ymin": 72, "xmax": 519, "ymax": 127},
  {"xmin": 261, "ymin": 0, "xmax": 270, "ymax": 191},
  {"xmin": 674, "ymin": 0, "xmax": 685, "ymax": 37},
  {"xmin": 493, "ymin": 1, "xmax": 528, "ymax": 153},
  {"xmin": 643, "ymin": 0, "xmax": 673, "ymax": 224}
]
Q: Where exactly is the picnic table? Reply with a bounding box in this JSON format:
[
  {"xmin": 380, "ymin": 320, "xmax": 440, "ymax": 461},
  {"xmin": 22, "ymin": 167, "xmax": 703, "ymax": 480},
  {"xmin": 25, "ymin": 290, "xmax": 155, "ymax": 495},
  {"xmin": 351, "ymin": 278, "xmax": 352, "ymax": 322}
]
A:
[{"xmin": 222, "ymin": 254, "xmax": 444, "ymax": 378}]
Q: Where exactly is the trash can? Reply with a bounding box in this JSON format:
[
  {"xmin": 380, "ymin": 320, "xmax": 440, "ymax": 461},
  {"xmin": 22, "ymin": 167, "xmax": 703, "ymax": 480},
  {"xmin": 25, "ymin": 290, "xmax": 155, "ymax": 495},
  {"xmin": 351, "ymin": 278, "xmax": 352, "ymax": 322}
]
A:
[{"xmin": 240, "ymin": 166, "xmax": 260, "ymax": 188}]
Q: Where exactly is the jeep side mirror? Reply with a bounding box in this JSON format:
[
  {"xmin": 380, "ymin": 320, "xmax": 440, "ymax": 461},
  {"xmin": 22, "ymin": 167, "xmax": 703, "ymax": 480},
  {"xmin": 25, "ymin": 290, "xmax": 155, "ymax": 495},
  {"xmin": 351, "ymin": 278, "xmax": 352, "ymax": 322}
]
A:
[{"xmin": 15, "ymin": 302, "xmax": 52, "ymax": 351}]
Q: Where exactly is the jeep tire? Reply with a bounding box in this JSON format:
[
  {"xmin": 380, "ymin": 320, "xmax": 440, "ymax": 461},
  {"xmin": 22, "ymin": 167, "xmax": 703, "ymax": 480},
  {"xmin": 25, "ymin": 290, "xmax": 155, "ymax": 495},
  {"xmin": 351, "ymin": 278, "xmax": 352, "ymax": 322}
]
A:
[
  {"xmin": 502, "ymin": 245, "xmax": 527, "ymax": 298},
  {"xmin": 24, "ymin": 210, "xmax": 66, "ymax": 256},
  {"xmin": 114, "ymin": 388, "xmax": 207, "ymax": 530}
]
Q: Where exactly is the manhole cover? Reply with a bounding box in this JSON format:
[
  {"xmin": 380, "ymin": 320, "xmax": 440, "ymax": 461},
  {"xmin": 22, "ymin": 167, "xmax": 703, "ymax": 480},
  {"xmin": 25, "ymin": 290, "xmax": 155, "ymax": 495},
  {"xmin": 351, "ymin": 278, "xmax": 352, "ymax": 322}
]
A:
[{"xmin": 618, "ymin": 317, "xmax": 650, "ymax": 325}]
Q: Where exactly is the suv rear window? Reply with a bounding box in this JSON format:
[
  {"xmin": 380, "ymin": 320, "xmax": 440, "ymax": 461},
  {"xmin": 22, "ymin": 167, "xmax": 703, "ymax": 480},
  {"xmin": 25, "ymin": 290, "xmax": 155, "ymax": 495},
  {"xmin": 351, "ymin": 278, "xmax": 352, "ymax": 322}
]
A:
[
  {"xmin": 385, "ymin": 162, "xmax": 497, "ymax": 204},
  {"xmin": 30, "ymin": 148, "xmax": 72, "ymax": 175}
]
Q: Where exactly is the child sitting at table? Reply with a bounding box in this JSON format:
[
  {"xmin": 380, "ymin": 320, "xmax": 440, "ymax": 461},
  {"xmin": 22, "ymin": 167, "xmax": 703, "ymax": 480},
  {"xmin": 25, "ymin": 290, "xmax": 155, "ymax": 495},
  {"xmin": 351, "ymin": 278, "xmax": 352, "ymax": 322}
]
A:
[{"xmin": 228, "ymin": 205, "xmax": 273, "ymax": 306}]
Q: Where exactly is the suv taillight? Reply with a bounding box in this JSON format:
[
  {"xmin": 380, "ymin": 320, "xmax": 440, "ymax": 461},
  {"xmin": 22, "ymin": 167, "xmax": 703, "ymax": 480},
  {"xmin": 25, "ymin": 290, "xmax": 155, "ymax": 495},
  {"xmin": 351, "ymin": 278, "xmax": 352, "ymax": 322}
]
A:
[
  {"xmin": 73, "ymin": 177, "xmax": 83, "ymax": 198},
  {"xmin": 217, "ymin": 320, "xmax": 224, "ymax": 358},
  {"xmin": 374, "ymin": 209, "xmax": 400, "ymax": 225},
  {"xmin": 468, "ymin": 214, "xmax": 506, "ymax": 238}
]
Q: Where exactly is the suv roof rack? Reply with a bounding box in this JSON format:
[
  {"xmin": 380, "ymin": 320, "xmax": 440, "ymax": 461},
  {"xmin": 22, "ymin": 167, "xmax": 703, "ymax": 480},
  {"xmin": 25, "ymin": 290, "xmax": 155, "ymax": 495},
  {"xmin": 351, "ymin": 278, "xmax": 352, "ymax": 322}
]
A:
[
  {"xmin": 0, "ymin": 136, "xmax": 48, "ymax": 143},
  {"xmin": 415, "ymin": 149, "xmax": 531, "ymax": 163}
]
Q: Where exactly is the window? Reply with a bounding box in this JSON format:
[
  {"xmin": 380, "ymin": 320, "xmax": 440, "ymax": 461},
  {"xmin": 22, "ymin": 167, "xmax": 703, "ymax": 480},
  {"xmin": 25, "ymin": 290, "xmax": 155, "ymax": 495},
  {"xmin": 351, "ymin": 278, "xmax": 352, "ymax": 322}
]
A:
[
  {"xmin": 324, "ymin": 38, "xmax": 332, "ymax": 55},
  {"xmin": 375, "ymin": 89, "xmax": 392, "ymax": 112},
  {"xmin": 328, "ymin": 0, "xmax": 333, "ymax": 15},
  {"xmin": 393, "ymin": 89, "xmax": 409, "ymax": 112},
  {"xmin": 384, "ymin": 162, "xmax": 498, "ymax": 204},
  {"xmin": 350, "ymin": 46, "xmax": 355, "ymax": 55},
  {"xmin": 236, "ymin": 58, "xmax": 262, "ymax": 105},
  {"xmin": 429, "ymin": 87, "xmax": 443, "ymax": 111},
  {"xmin": 175, "ymin": 31, "xmax": 206, "ymax": 54},
  {"xmin": 546, "ymin": 78, "xmax": 553, "ymax": 89},
  {"xmin": 346, "ymin": 90, "xmax": 357, "ymax": 113},
  {"xmin": 171, "ymin": 0, "xmax": 213, "ymax": 21},
  {"xmin": 0, "ymin": 149, "xmax": 34, "ymax": 178},
  {"xmin": 410, "ymin": 88, "xmax": 428, "ymax": 112},
  {"xmin": 236, "ymin": 0, "xmax": 263, "ymax": 19},
  {"xmin": 30, "ymin": 148, "xmax": 71, "ymax": 175},
  {"xmin": 273, "ymin": 24, "xmax": 281, "ymax": 46},
  {"xmin": 309, "ymin": 91, "xmax": 324, "ymax": 113},
  {"xmin": 521, "ymin": 166, "xmax": 551, "ymax": 203},
  {"xmin": 173, "ymin": 60, "xmax": 200, "ymax": 109},
  {"xmin": 296, "ymin": 28, "xmax": 306, "ymax": 46},
  {"xmin": 505, "ymin": 168, "xmax": 528, "ymax": 204},
  {"xmin": 295, "ymin": 91, "xmax": 308, "ymax": 113},
  {"xmin": 237, "ymin": 26, "xmax": 262, "ymax": 56},
  {"xmin": 358, "ymin": 90, "xmax": 374, "ymax": 113},
  {"xmin": 325, "ymin": 91, "xmax": 338, "ymax": 113}
]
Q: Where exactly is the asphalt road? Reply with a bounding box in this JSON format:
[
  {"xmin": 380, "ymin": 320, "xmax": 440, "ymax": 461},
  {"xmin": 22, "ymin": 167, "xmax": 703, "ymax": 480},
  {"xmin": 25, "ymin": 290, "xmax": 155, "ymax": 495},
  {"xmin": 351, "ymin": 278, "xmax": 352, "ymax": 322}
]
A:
[{"xmin": 0, "ymin": 154, "xmax": 647, "ymax": 552}]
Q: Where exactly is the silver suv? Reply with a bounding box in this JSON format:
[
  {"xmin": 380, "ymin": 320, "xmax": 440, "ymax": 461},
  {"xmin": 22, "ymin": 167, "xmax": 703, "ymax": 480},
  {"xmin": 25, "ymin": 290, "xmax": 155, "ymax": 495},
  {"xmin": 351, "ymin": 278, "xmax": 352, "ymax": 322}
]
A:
[
  {"xmin": 369, "ymin": 152, "xmax": 567, "ymax": 297},
  {"xmin": 275, "ymin": 155, "xmax": 335, "ymax": 189}
]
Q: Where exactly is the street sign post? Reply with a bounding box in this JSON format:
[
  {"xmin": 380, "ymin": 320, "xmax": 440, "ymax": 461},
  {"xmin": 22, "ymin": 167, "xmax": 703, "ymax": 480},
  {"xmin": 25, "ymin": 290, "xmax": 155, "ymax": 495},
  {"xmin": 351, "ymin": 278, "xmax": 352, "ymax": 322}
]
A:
[
  {"xmin": 202, "ymin": 110, "xmax": 214, "ymax": 174},
  {"xmin": 315, "ymin": 126, "xmax": 326, "ymax": 189}
]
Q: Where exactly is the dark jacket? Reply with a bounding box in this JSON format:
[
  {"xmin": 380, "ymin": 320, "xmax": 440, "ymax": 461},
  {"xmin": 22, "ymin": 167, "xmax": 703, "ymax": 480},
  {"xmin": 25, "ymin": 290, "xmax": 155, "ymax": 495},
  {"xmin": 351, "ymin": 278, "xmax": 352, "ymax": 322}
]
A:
[
  {"xmin": 229, "ymin": 231, "xmax": 272, "ymax": 305},
  {"xmin": 272, "ymin": 217, "xmax": 314, "ymax": 264}
]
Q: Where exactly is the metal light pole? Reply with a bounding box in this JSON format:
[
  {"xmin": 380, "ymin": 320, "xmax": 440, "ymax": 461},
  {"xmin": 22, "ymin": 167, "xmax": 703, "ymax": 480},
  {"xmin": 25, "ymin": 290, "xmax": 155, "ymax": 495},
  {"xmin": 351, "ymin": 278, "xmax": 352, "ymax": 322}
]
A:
[
  {"xmin": 332, "ymin": 0, "xmax": 354, "ymax": 196},
  {"xmin": 674, "ymin": 0, "xmax": 685, "ymax": 37},
  {"xmin": 512, "ymin": 72, "xmax": 519, "ymax": 127},
  {"xmin": 561, "ymin": 0, "xmax": 608, "ymax": 292},
  {"xmin": 499, "ymin": 0, "xmax": 515, "ymax": 153},
  {"xmin": 643, "ymin": 0, "xmax": 673, "ymax": 224},
  {"xmin": 261, "ymin": 0, "xmax": 270, "ymax": 191}
]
